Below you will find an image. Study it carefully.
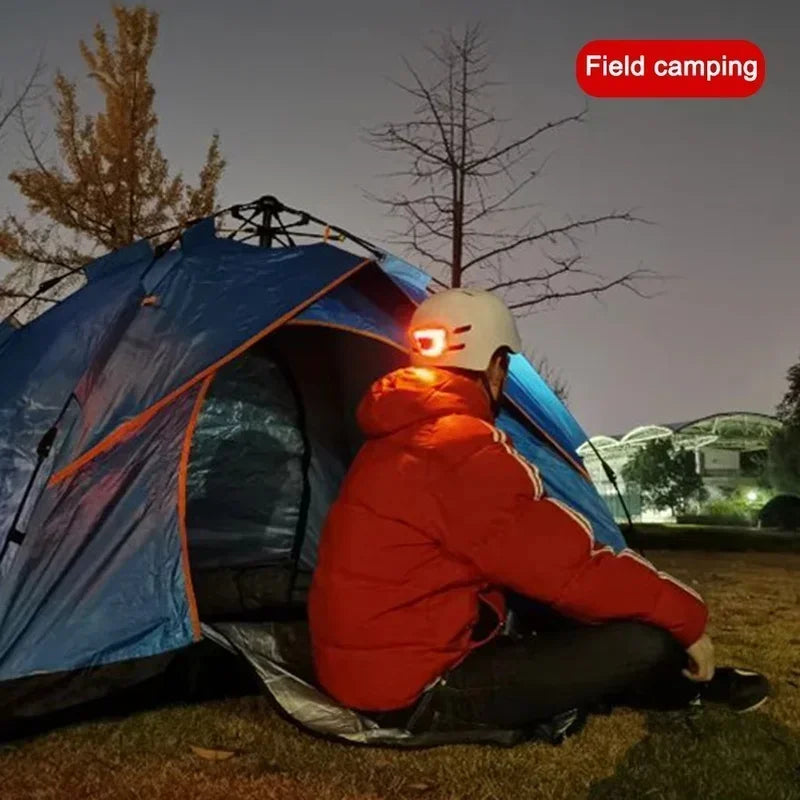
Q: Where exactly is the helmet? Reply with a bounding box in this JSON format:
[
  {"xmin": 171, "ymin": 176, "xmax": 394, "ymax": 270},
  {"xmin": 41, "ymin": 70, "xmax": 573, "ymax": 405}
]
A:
[{"xmin": 409, "ymin": 288, "xmax": 522, "ymax": 371}]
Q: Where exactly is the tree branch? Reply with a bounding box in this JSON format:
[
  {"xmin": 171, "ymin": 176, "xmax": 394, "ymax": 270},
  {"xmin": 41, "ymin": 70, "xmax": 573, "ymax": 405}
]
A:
[
  {"xmin": 487, "ymin": 254, "xmax": 582, "ymax": 290},
  {"xmin": 466, "ymin": 107, "xmax": 587, "ymax": 171},
  {"xmin": 507, "ymin": 267, "xmax": 658, "ymax": 311},
  {"xmin": 463, "ymin": 211, "xmax": 648, "ymax": 270},
  {"xmin": 15, "ymin": 107, "xmax": 114, "ymax": 240},
  {"xmin": 0, "ymin": 57, "xmax": 45, "ymax": 136},
  {"xmin": 0, "ymin": 288, "xmax": 59, "ymax": 304}
]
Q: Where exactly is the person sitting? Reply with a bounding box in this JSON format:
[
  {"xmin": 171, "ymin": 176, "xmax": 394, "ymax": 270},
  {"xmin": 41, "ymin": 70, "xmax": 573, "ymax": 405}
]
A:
[{"xmin": 309, "ymin": 288, "xmax": 769, "ymax": 739}]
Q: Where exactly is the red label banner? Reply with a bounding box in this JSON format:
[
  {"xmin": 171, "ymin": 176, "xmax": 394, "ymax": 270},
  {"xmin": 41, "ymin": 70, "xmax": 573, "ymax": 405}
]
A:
[{"xmin": 576, "ymin": 40, "xmax": 765, "ymax": 98}]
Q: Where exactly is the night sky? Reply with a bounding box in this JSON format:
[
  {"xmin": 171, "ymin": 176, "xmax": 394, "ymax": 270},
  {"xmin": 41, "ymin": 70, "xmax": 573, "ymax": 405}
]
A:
[{"xmin": 1, "ymin": 0, "xmax": 797, "ymax": 436}]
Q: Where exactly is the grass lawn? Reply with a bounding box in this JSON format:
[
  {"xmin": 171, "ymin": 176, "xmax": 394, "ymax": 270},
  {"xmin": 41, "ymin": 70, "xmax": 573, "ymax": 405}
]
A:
[
  {"xmin": 2, "ymin": 551, "xmax": 799, "ymax": 800},
  {"xmin": 624, "ymin": 524, "xmax": 800, "ymax": 553}
]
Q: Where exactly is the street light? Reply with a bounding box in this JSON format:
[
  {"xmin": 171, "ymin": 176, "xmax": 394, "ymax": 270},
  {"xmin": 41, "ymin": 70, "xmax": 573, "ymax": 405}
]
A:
[{"xmin": 746, "ymin": 490, "xmax": 758, "ymax": 502}]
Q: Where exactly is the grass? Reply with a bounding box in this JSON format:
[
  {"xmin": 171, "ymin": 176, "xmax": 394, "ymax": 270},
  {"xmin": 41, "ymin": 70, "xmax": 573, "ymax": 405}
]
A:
[
  {"xmin": 624, "ymin": 523, "xmax": 800, "ymax": 553},
  {"xmin": 2, "ymin": 551, "xmax": 800, "ymax": 800}
]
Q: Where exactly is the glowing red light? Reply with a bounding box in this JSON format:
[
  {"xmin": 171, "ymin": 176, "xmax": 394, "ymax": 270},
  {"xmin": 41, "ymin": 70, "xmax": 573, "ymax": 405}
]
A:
[{"xmin": 412, "ymin": 327, "xmax": 448, "ymax": 358}]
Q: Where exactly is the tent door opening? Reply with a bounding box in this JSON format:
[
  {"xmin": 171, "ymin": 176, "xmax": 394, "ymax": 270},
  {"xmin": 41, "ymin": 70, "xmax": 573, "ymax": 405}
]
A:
[{"xmin": 185, "ymin": 324, "xmax": 406, "ymax": 621}]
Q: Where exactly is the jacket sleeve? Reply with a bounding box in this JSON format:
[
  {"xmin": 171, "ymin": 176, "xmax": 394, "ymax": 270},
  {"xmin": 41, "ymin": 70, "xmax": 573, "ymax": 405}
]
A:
[{"xmin": 437, "ymin": 425, "xmax": 708, "ymax": 648}]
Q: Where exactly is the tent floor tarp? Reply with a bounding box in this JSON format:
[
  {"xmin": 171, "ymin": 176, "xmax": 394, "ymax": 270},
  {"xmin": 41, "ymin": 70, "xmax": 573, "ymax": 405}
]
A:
[
  {"xmin": 203, "ymin": 621, "xmax": 571, "ymax": 748},
  {"xmin": 0, "ymin": 618, "xmax": 575, "ymax": 748}
]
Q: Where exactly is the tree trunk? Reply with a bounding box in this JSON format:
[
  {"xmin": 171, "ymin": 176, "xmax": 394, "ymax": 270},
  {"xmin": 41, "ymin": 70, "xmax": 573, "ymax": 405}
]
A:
[{"xmin": 451, "ymin": 174, "xmax": 462, "ymax": 287}]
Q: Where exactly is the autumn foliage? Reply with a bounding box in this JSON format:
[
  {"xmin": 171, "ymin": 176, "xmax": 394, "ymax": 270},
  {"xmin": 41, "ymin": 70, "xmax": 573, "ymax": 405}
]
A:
[{"xmin": 0, "ymin": 5, "xmax": 224, "ymax": 315}]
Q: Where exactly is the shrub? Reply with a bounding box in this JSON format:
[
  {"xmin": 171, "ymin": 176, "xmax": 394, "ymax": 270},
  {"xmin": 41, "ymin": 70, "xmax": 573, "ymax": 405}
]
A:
[
  {"xmin": 758, "ymin": 495, "xmax": 800, "ymax": 531},
  {"xmin": 677, "ymin": 497, "xmax": 755, "ymax": 527}
]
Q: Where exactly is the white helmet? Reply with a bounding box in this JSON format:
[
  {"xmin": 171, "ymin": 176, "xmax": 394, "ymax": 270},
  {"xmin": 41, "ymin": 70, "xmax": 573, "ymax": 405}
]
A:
[{"xmin": 409, "ymin": 288, "xmax": 522, "ymax": 371}]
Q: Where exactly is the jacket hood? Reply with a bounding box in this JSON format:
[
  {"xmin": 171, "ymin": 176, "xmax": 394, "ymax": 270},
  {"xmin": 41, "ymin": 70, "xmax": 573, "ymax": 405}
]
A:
[{"xmin": 357, "ymin": 367, "xmax": 493, "ymax": 438}]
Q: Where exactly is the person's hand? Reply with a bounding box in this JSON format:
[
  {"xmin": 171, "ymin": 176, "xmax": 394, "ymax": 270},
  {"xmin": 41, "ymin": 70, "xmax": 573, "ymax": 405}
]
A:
[{"xmin": 684, "ymin": 633, "xmax": 715, "ymax": 682}]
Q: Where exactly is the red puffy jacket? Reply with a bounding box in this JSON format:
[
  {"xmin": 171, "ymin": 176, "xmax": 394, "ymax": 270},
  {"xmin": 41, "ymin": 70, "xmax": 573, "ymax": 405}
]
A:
[{"xmin": 309, "ymin": 367, "xmax": 708, "ymax": 711}]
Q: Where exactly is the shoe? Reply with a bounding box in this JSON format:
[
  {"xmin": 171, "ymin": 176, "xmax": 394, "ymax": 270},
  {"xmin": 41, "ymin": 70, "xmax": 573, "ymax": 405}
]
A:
[
  {"xmin": 699, "ymin": 667, "xmax": 770, "ymax": 713},
  {"xmin": 529, "ymin": 707, "xmax": 588, "ymax": 745}
]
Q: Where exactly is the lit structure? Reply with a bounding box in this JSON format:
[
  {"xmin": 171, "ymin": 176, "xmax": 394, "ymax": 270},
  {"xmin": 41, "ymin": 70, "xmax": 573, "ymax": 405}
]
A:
[{"xmin": 578, "ymin": 412, "xmax": 782, "ymax": 522}]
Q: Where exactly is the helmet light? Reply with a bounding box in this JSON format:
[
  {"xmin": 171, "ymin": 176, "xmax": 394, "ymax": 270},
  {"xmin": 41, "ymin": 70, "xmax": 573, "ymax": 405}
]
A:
[{"xmin": 412, "ymin": 327, "xmax": 448, "ymax": 358}]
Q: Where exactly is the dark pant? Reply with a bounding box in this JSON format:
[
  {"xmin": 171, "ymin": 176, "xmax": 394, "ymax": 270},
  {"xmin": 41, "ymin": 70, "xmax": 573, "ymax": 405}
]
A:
[{"xmin": 373, "ymin": 596, "xmax": 699, "ymax": 733}]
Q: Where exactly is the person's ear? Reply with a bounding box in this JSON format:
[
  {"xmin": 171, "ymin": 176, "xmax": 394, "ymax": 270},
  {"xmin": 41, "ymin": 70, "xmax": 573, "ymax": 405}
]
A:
[{"xmin": 486, "ymin": 350, "xmax": 509, "ymax": 401}]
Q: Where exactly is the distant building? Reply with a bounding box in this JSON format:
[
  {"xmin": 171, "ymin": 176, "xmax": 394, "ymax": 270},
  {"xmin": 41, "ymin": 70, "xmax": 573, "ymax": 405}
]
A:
[{"xmin": 578, "ymin": 412, "xmax": 781, "ymax": 522}]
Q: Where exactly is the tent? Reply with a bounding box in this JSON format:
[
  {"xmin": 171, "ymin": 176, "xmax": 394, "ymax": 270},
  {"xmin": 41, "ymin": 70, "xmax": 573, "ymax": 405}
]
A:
[{"xmin": 0, "ymin": 197, "xmax": 627, "ymax": 744}]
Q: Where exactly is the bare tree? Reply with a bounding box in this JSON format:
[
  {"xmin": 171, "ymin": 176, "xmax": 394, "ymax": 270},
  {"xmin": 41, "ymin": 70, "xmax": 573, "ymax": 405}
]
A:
[
  {"xmin": 0, "ymin": 59, "xmax": 46, "ymax": 322},
  {"xmin": 367, "ymin": 24, "xmax": 653, "ymax": 312}
]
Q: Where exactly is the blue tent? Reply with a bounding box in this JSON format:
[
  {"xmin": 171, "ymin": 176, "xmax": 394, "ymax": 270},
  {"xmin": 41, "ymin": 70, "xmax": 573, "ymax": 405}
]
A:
[{"xmin": 0, "ymin": 205, "xmax": 626, "ymax": 738}]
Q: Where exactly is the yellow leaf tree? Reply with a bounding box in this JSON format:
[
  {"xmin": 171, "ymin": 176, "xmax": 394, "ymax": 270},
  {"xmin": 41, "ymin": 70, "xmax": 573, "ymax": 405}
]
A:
[{"xmin": 0, "ymin": 4, "xmax": 225, "ymax": 321}]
